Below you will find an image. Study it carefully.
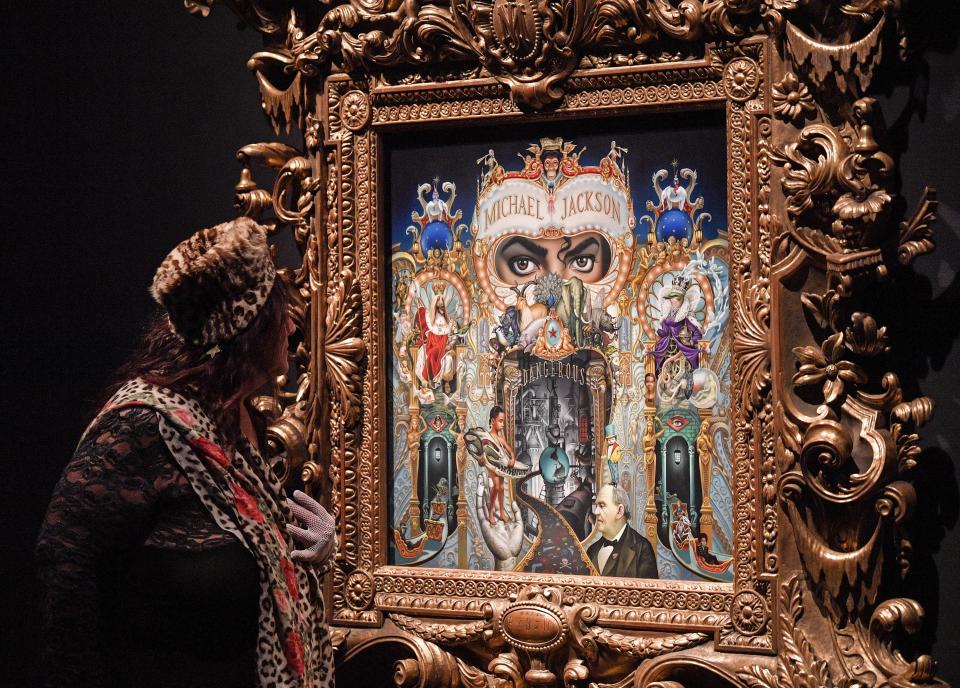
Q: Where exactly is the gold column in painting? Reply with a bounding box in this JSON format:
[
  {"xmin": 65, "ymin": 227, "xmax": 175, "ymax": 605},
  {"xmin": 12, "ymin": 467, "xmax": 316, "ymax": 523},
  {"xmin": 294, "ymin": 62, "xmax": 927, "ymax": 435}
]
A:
[
  {"xmin": 695, "ymin": 339, "xmax": 714, "ymax": 544},
  {"xmin": 587, "ymin": 362, "xmax": 608, "ymax": 485},
  {"xmin": 454, "ymin": 403, "xmax": 468, "ymax": 569},
  {"xmin": 641, "ymin": 343, "xmax": 659, "ymax": 547},
  {"xmin": 406, "ymin": 398, "xmax": 422, "ymax": 537}
]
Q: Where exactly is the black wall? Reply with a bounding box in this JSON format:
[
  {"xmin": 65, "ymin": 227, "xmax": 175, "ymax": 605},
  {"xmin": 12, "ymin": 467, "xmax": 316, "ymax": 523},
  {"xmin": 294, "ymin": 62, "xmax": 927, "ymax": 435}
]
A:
[{"xmin": 3, "ymin": 4, "xmax": 958, "ymax": 685}]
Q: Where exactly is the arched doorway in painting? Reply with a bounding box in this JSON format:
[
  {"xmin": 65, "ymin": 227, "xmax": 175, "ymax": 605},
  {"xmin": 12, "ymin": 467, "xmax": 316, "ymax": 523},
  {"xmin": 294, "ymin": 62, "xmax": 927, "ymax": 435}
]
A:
[{"xmin": 654, "ymin": 409, "xmax": 702, "ymax": 549}]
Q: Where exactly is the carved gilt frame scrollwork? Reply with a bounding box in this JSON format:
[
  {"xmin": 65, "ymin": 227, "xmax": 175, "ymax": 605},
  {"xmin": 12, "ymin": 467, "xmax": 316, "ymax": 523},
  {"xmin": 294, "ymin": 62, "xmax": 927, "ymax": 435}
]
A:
[{"xmin": 189, "ymin": 0, "xmax": 948, "ymax": 686}]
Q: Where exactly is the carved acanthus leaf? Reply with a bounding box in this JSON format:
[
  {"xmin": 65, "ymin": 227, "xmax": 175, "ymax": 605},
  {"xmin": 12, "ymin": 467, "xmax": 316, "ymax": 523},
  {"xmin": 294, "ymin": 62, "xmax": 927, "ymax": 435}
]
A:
[
  {"xmin": 457, "ymin": 658, "xmax": 505, "ymax": 688},
  {"xmin": 771, "ymin": 123, "xmax": 849, "ymax": 220},
  {"xmin": 867, "ymin": 599, "xmax": 941, "ymax": 685},
  {"xmin": 800, "ymin": 289, "xmax": 842, "ymax": 334},
  {"xmin": 183, "ymin": 0, "xmax": 284, "ymax": 36},
  {"xmin": 898, "ymin": 187, "xmax": 938, "ymax": 265},
  {"xmin": 844, "ymin": 312, "xmax": 889, "ymax": 356},
  {"xmin": 489, "ymin": 653, "xmax": 524, "ymax": 686},
  {"xmin": 324, "ymin": 269, "xmax": 366, "ymax": 426},
  {"xmin": 732, "ymin": 277, "xmax": 771, "ymax": 412}
]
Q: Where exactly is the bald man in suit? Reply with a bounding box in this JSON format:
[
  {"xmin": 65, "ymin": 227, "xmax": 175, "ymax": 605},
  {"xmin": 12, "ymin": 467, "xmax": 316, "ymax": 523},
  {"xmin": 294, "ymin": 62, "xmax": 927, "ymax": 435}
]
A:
[{"xmin": 587, "ymin": 484, "xmax": 658, "ymax": 579}]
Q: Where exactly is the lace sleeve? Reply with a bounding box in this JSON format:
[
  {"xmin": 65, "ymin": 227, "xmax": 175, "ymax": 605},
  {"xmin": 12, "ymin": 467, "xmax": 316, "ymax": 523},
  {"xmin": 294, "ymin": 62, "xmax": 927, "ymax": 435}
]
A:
[{"xmin": 35, "ymin": 406, "xmax": 183, "ymax": 688}]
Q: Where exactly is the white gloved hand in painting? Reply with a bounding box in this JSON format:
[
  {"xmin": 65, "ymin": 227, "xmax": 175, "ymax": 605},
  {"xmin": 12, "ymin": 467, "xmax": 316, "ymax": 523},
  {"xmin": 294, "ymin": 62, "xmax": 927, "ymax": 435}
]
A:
[
  {"xmin": 476, "ymin": 490, "xmax": 524, "ymax": 571},
  {"xmin": 285, "ymin": 490, "xmax": 336, "ymax": 564}
]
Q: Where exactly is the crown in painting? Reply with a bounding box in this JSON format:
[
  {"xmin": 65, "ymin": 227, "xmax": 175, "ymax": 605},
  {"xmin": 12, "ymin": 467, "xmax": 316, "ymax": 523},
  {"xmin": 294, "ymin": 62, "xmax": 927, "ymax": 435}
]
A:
[
  {"xmin": 539, "ymin": 137, "xmax": 564, "ymax": 154},
  {"xmin": 666, "ymin": 274, "xmax": 692, "ymax": 299}
]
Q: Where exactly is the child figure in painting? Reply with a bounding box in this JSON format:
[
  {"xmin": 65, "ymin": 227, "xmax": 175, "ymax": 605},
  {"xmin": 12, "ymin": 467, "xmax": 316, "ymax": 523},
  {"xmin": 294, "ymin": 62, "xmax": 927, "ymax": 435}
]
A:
[
  {"xmin": 485, "ymin": 405, "xmax": 516, "ymax": 524},
  {"xmin": 604, "ymin": 423, "xmax": 622, "ymax": 486}
]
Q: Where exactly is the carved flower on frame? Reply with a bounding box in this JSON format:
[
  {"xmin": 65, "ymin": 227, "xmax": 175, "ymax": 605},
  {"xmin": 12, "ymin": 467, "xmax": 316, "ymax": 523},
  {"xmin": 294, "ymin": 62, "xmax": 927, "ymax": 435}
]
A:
[
  {"xmin": 340, "ymin": 90, "xmax": 370, "ymax": 131},
  {"xmin": 833, "ymin": 189, "xmax": 891, "ymax": 223},
  {"xmin": 772, "ymin": 73, "xmax": 815, "ymax": 123},
  {"xmin": 730, "ymin": 589, "xmax": 767, "ymax": 635},
  {"xmin": 345, "ymin": 571, "xmax": 374, "ymax": 610},
  {"xmin": 793, "ymin": 333, "xmax": 867, "ymax": 404},
  {"xmin": 723, "ymin": 58, "xmax": 759, "ymax": 101}
]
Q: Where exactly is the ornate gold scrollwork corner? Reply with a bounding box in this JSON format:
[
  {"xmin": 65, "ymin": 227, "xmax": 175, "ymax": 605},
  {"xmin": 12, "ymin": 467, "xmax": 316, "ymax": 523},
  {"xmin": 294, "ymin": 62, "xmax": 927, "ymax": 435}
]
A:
[
  {"xmin": 754, "ymin": 580, "xmax": 949, "ymax": 688},
  {"xmin": 199, "ymin": 0, "xmax": 782, "ymax": 111},
  {"xmin": 229, "ymin": 140, "xmax": 326, "ymax": 493},
  {"xmin": 771, "ymin": 97, "xmax": 894, "ymax": 290},
  {"xmin": 774, "ymin": 51, "xmax": 946, "ymax": 668}
]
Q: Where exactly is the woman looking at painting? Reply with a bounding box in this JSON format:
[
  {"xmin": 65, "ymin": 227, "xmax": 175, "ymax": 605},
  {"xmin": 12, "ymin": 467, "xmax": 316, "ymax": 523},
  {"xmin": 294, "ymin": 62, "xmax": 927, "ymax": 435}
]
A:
[{"xmin": 36, "ymin": 218, "xmax": 337, "ymax": 688}]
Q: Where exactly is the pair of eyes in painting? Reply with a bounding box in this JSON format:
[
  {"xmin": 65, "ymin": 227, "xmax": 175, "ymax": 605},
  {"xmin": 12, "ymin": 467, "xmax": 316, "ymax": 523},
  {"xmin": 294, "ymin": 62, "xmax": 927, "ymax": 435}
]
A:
[{"xmin": 494, "ymin": 233, "xmax": 612, "ymax": 283}]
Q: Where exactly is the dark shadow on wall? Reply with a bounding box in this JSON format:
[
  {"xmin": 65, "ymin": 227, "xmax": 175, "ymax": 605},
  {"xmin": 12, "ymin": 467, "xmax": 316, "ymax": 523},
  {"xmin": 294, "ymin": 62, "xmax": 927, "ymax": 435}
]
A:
[
  {"xmin": 868, "ymin": 1, "xmax": 960, "ymax": 675},
  {"xmin": 0, "ymin": 4, "xmax": 284, "ymax": 686},
  {"xmin": 875, "ymin": 262, "xmax": 960, "ymax": 658}
]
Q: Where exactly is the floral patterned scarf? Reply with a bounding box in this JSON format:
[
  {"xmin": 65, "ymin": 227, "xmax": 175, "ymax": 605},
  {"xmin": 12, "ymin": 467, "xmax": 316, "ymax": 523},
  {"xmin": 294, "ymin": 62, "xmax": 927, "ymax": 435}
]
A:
[{"xmin": 91, "ymin": 378, "xmax": 334, "ymax": 687}]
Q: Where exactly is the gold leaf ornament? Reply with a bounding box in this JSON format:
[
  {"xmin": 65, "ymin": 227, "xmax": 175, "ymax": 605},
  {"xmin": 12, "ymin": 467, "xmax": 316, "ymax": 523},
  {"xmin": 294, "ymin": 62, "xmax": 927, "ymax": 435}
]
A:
[{"xmin": 324, "ymin": 270, "xmax": 366, "ymax": 426}]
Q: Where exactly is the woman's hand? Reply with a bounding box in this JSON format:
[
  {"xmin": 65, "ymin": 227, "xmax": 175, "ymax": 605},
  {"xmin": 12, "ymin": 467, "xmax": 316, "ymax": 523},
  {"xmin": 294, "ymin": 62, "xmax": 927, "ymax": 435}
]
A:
[{"xmin": 285, "ymin": 490, "xmax": 336, "ymax": 565}]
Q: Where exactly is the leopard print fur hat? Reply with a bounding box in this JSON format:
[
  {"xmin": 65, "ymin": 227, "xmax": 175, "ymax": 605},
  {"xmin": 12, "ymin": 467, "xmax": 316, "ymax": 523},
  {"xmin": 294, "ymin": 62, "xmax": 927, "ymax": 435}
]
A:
[{"xmin": 151, "ymin": 217, "xmax": 276, "ymax": 347}]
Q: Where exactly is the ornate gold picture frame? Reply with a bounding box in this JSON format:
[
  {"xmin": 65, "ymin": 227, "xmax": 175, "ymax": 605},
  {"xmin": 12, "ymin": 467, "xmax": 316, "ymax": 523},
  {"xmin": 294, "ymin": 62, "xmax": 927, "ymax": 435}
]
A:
[{"xmin": 200, "ymin": 1, "xmax": 946, "ymax": 685}]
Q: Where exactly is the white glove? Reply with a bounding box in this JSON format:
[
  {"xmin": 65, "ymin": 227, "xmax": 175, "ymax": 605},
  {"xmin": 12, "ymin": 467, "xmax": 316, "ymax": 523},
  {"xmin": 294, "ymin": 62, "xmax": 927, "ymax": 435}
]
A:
[{"xmin": 285, "ymin": 490, "xmax": 336, "ymax": 565}]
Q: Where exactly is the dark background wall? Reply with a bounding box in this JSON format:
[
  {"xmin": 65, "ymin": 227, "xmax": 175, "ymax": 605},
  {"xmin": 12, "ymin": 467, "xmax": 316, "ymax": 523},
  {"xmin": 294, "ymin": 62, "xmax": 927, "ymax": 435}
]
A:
[{"xmin": 2, "ymin": 4, "xmax": 958, "ymax": 685}]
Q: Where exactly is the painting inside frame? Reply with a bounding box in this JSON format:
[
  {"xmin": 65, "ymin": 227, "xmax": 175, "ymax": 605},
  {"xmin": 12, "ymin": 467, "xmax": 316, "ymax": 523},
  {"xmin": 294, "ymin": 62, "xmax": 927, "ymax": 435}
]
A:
[{"xmin": 386, "ymin": 113, "xmax": 732, "ymax": 582}]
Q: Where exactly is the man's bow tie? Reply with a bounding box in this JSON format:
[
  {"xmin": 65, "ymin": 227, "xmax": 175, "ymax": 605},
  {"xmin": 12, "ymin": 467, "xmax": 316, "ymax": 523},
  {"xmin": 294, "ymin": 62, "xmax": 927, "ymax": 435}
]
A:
[{"xmin": 599, "ymin": 537, "xmax": 617, "ymax": 548}]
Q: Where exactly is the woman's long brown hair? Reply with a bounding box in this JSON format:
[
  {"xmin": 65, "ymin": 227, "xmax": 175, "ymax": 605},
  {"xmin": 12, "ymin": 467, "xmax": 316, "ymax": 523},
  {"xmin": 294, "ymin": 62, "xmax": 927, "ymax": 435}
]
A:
[{"xmin": 106, "ymin": 279, "xmax": 290, "ymax": 442}]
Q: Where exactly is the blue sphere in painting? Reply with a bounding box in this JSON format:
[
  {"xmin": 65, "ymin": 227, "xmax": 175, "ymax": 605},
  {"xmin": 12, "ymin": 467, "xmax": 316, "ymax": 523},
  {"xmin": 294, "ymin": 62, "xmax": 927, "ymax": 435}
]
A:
[
  {"xmin": 539, "ymin": 445, "xmax": 570, "ymax": 485},
  {"xmin": 655, "ymin": 208, "xmax": 694, "ymax": 242},
  {"xmin": 421, "ymin": 220, "xmax": 453, "ymax": 254}
]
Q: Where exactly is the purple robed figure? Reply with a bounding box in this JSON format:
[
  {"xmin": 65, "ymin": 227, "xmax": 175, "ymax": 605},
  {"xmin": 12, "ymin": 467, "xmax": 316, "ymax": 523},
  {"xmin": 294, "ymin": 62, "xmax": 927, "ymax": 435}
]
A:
[{"xmin": 653, "ymin": 277, "xmax": 703, "ymax": 371}]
